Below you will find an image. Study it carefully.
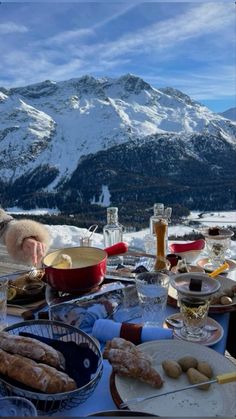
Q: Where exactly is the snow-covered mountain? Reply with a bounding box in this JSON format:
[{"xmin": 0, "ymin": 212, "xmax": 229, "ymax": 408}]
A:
[
  {"xmin": 0, "ymin": 74, "xmax": 236, "ymax": 211},
  {"xmin": 220, "ymin": 107, "xmax": 236, "ymax": 122}
]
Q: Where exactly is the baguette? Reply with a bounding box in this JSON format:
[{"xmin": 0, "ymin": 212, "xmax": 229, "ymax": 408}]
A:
[
  {"xmin": 0, "ymin": 349, "xmax": 77, "ymax": 393},
  {"xmin": 0, "ymin": 332, "xmax": 65, "ymax": 370}
]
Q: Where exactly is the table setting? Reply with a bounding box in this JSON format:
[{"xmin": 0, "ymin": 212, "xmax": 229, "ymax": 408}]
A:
[{"xmin": 0, "ymin": 215, "xmax": 235, "ymax": 416}]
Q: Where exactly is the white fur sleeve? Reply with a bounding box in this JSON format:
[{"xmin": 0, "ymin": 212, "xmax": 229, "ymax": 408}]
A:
[{"xmin": 2, "ymin": 215, "xmax": 51, "ymax": 263}]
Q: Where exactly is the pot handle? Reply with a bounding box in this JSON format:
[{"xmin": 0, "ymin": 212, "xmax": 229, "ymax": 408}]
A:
[
  {"xmin": 105, "ymin": 242, "xmax": 128, "ymax": 257},
  {"xmin": 169, "ymin": 238, "xmax": 205, "ymax": 253}
]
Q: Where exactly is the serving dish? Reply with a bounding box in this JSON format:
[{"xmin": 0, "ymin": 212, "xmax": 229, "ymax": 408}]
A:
[
  {"xmin": 168, "ymin": 274, "xmax": 236, "ymax": 313},
  {"xmin": 169, "ymin": 240, "xmax": 205, "ymax": 263},
  {"xmin": 197, "ymin": 258, "xmax": 236, "ymax": 272},
  {"xmin": 111, "ymin": 340, "xmax": 236, "ymax": 416},
  {"xmin": 1, "ymin": 320, "xmax": 103, "ymax": 414},
  {"xmin": 4, "ymin": 270, "xmax": 45, "ymax": 305}
]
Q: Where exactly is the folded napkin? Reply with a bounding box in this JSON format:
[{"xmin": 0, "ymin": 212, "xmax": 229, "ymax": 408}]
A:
[{"xmin": 92, "ymin": 318, "xmax": 173, "ymax": 344}]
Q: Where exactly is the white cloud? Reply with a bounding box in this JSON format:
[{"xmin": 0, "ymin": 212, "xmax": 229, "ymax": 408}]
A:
[
  {"xmin": 95, "ymin": 3, "xmax": 235, "ymax": 60},
  {"xmin": 0, "ymin": 2, "xmax": 235, "ymax": 109},
  {"xmin": 40, "ymin": 3, "xmax": 135, "ymax": 47},
  {"xmin": 0, "ymin": 21, "xmax": 28, "ymax": 34},
  {"xmin": 145, "ymin": 64, "xmax": 236, "ymax": 101}
]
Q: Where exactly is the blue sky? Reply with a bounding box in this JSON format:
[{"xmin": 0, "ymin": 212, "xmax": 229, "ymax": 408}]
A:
[{"xmin": 0, "ymin": 1, "xmax": 235, "ymax": 112}]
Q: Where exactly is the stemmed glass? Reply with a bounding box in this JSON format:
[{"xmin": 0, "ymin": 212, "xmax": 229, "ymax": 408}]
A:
[{"xmin": 45, "ymin": 283, "xmax": 60, "ymax": 320}]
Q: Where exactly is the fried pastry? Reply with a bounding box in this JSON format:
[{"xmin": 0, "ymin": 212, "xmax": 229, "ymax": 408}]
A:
[{"xmin": 103, "ymin": 338, "xmax": 163, "ymax": 388}]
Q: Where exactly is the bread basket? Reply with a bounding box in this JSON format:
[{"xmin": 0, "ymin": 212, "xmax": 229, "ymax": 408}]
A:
[{"xmin": 0, "ymin": 320, "xmax": 103, "ymax": 414}]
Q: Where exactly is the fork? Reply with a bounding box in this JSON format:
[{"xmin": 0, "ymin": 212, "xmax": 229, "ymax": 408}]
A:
[{"xmin": 28, "ymin": 266, "xmax": 40, "ymax": 279}]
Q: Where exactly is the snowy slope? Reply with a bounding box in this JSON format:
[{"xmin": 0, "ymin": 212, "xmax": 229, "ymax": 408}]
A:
[{"xmin": 0, "ymin": 74, "xmax": 235, "ymax": 188}]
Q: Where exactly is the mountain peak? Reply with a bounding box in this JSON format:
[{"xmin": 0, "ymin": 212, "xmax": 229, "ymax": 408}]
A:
[
  {"xmin": 117, "ymin": 73, "xmax": 152, "ymax": 94},
  {"xmin": 10, "ymin": 79, "xmax": 58, "ymax": 98},
  {"xmin": 159, "ymin": 87, "xmax": 198, "ymax": 106}
]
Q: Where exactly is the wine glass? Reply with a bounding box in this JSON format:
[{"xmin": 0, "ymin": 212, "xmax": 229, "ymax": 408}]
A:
[{"xmin": 45, "ymin": 283, "xmax": 60, "ymax": 320}]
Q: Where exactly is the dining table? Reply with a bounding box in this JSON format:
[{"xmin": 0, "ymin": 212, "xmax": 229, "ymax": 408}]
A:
[{"xmin": 4, "ymin": 263, "xmax": 236, "ymax": 417}]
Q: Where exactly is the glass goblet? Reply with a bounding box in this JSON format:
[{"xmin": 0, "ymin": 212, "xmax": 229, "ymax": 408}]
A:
[{"xmin": 45, "ymin": 283, "xmax": 60, "ymax": 320}]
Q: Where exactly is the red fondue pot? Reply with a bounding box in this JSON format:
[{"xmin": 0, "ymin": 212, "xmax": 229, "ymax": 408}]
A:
[{"xmin": 43, "ymin": 242, "xmax": 128, "ymax": 294}]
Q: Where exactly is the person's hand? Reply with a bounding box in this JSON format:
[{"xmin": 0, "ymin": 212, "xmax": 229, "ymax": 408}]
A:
[{"xmin": 22, "ymin": 237, "xmax": 46, "ymax": 266}]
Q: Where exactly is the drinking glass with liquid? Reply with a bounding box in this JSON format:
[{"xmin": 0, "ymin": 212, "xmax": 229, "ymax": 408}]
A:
[{"xmin": 135, "ymin": 271, "xmax": 170, "ymax": 326}]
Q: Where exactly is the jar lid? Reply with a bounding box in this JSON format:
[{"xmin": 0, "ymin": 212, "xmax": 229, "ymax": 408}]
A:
[{"xmin": 170, "ymin": 272, "xmax": 221, "ymax": 296}]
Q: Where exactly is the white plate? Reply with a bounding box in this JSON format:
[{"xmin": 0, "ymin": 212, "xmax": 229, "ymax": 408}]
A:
[{"xmin": 114, "ymin": 340, "xmax": 236, "ymax": 417}]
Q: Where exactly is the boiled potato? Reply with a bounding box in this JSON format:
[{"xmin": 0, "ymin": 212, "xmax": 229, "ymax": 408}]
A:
[
  {"xmin": 220, "ymin": 295, "xmax": 232, "ymax": 305},
  {"xmin": 187, "ymin": 368, "xmax": 210, "ymax": 390},
  {"xmin": 197, "ymin": 361, "xmax": 213, "ymax": 379},
  {"xmin": 177, "ymin": 356, "xmax": 198, "ymax": 372},
  {"xmin": 162, "ymin": 360, "xmax": 182, "ymax": 378}
]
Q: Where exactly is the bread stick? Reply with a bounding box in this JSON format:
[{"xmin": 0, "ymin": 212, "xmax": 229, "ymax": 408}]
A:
[
  {"xmin": 0, "ymin": 349, "xmax": 76, "ymax": 393},
  {"xmin": 0, "ymin": 332, "xmax": 65, "ymax": 370}
]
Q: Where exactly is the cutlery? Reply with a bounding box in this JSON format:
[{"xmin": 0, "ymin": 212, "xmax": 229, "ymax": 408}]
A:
[
  {"xmin": 208, "ymin": 262, "xmax": 229, "ymax": 278},
  {"xmin": 126, "ymin": 250, "xmax": 156, "ymax": 259},
  {"xmin": 120, "ymin": 372, "xmax": 236, "ymax": 408},
  {"xmin": 28, "ymin": 265, "xmax": 40, "ymax": 279}
]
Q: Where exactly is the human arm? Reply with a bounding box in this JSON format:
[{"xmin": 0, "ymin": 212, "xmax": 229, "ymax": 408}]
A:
[{"xmin": 0, "ymin": 209, "xmax": 51, "ymax": 265}]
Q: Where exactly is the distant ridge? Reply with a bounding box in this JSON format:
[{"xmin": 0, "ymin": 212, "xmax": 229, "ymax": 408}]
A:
[{"xmin": 220, "ymin": 107, "xmax": 236, "ymax": 121}]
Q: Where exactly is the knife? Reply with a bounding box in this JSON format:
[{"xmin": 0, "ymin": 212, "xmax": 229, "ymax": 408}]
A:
[{"xmin": 120, "ymin": 372, "xmax": 236, "ymax": 408}]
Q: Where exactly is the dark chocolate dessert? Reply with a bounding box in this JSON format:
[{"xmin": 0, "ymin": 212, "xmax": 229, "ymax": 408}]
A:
[
  {"xmin": 189, "ymin": 277, "xmax": 202, "ymax": 291},
  {"xmin": 208, "ymin": 227, "xmax": 220, "ymax": 236}
]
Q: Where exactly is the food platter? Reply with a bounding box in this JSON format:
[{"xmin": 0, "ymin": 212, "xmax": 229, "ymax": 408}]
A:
[
  {"xmin": 111, "ymin": 340, "xmax": 236, "ymax": 417},
  {"xmin": 168, "ymin": 275, "xmax": 236, "ymax": 313}
]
